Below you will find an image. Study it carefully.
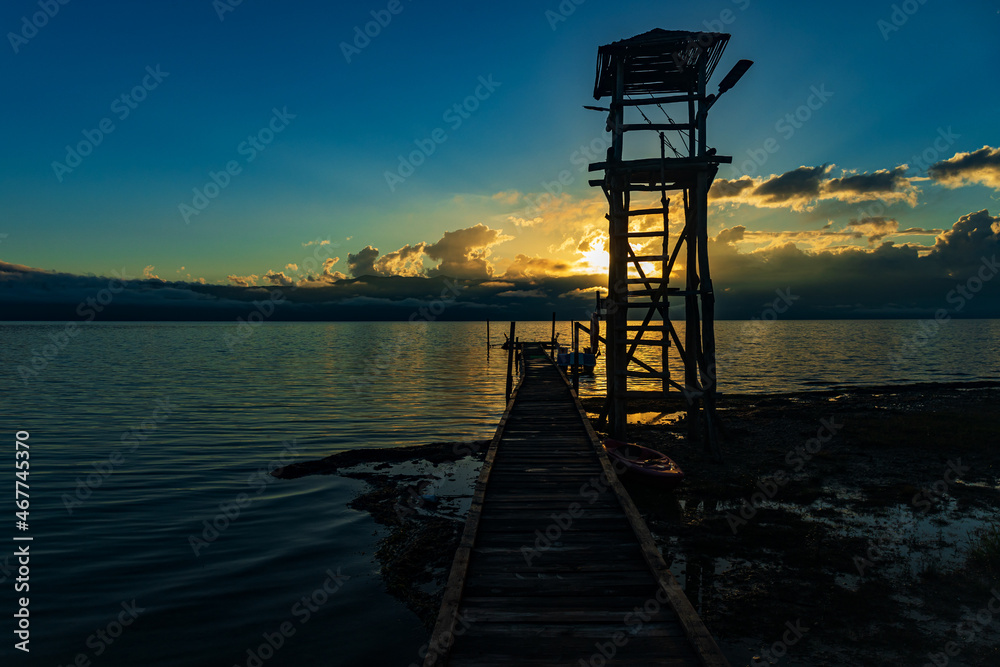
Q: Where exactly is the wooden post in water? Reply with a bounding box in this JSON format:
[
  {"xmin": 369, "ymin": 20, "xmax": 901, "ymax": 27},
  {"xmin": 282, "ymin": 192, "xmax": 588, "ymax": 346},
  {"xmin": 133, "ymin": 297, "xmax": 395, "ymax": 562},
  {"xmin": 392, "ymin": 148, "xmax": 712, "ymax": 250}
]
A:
[
  {"xmin": 685, "ymin": 190, "xmax": 701, "ymax": 443},
  {"xmin": 572, "ymin": 321, "xmax": 580, "ymax": 395},
  {"xmin": 550, "ymin": 312, "xmax": 556, "ymax": 360},
  {"xmin": 505, "ymin": 321, "xmax": 515, "ymax": 403}
]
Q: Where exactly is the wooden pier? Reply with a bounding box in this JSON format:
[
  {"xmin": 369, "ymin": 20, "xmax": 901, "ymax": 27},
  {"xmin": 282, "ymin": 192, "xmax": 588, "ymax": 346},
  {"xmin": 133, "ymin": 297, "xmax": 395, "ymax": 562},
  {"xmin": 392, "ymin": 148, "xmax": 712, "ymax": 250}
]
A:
[{"xmin": 424, "ymin": 344, "xmax": 728, "ymax": 666}]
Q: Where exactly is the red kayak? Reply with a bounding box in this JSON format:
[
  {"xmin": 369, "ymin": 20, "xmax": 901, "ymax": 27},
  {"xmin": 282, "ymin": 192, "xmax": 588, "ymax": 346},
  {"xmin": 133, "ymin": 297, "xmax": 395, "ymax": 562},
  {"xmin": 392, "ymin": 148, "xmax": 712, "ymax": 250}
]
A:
[{"xmin": 602, "ymin": 438, "xmax": 685, "ymax": 488}]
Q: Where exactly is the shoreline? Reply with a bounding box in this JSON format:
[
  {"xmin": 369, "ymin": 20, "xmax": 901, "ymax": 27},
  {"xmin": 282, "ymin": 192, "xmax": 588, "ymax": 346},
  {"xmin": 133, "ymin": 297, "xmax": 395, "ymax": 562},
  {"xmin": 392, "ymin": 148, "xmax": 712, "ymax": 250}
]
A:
[{"xmin": 275, "ymin": 380, "xmax": 1000, "ymax": 665}]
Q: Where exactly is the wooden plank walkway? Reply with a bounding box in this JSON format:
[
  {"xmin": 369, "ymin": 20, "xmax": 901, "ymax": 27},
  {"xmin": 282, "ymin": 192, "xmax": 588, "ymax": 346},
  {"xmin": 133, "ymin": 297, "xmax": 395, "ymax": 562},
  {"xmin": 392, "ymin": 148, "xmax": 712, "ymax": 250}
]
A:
[{"xmin": 424, "ymin": 344, "xmax": 728, "ymax": 667}]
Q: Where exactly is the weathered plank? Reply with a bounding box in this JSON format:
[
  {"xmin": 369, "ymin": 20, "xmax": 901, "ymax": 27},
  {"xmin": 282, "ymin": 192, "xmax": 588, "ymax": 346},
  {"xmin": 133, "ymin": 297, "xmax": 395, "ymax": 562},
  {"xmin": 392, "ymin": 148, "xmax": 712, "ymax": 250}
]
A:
[{"xmin": 422, "ymin": 344, "xmax": 728, "ymax": 667}]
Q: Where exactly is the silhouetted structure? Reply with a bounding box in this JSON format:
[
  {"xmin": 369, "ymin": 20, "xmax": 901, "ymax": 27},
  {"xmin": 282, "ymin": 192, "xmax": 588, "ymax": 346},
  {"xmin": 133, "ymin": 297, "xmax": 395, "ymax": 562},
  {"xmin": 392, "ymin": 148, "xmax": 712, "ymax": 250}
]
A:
[{"xmin": 588, "ymin": 29, "xmax": 752, "ymax": 460}]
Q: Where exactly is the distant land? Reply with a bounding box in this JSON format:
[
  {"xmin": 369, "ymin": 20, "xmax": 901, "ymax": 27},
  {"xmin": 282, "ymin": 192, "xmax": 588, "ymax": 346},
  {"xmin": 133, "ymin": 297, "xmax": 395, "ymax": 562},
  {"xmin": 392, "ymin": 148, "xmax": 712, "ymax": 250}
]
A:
[{"xmin": 1, "ymin": 261, "xmax": 997, "ymax": 321}]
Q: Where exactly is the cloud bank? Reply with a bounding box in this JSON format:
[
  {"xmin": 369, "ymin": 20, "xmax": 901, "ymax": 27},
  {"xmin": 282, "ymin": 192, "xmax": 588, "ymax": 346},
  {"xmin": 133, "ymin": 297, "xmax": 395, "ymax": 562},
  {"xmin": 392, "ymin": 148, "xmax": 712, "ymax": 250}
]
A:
[{"xmin": 3, "ymin": 148, "xmax": 998, "ymax": 321}]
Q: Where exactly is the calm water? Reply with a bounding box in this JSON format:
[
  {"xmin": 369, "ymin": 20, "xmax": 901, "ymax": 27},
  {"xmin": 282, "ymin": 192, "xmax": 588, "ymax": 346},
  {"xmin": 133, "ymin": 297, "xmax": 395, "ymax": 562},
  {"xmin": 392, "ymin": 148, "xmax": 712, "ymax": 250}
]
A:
[{"xmin": 0, "ymin": 320, "xmax": 997, "ymax": 666}]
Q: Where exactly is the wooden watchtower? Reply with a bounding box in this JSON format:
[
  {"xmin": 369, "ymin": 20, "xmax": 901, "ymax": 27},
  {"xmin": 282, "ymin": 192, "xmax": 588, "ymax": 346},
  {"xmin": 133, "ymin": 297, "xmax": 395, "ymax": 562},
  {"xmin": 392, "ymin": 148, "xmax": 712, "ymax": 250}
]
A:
[{"xmin": 588, "ymin": 29, "xmax": 751, "ymax": 460}]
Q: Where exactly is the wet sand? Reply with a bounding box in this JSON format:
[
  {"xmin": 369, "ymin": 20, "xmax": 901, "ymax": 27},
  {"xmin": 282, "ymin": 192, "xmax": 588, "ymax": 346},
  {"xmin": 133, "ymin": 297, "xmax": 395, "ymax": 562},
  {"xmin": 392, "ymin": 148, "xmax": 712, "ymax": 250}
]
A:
[{"xmin": 277, "ymin": 381, "xmax": 1000, "ymax": 666}]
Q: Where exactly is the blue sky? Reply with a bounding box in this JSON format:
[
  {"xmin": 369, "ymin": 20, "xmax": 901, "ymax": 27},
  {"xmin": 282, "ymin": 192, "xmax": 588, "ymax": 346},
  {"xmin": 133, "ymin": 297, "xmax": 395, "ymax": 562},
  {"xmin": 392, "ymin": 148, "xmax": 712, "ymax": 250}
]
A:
[{"xmin": 1, "ymin": 0, "xmax": 999, "ymax": 309}]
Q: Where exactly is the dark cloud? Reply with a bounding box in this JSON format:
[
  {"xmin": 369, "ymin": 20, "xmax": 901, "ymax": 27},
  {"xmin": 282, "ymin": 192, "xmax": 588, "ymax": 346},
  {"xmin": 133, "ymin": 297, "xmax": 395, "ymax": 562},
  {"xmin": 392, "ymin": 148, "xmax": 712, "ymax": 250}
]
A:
[
  {"xmin": 929, "ymin": 209, "xmax": 1000, "ymax": 270},
  {"xmin": 263, "ymin": 271, "xmax": 294, "ymax": 287},
  {"xmin": 708, "ymin": 209, "xmax": 1000, "ymax": 317},
  {"xmin": 0, "ymin": 263, "xmax": 609, "ymax": 321},
  {"xmin": 928, "ymin": 146, "xmax": 1000, "ymax": 189},
  {"xmin": 347, "ymin": 245, "xmax": 380, "ymax": 277},
  {"xmin": 711, "ymin": 165, "xmax": 918, "ymax": 210},
  {"xmin": 753, "ymin": 165, "xmax": 831, "ymax": 204},
  {"xmin": 825, "ymin": 166, "xmax": 909, "ymax": 196},
  {"xmin": 715, "ymin": 225, "xmax": 746, "ymax": 245},
  {"xmin": 496, "ymin": 289, "xmax": 546, "ymax": 298},
  {"xmin": 709, "ymin": 177, "xmax": 756, "ymax": 200}
]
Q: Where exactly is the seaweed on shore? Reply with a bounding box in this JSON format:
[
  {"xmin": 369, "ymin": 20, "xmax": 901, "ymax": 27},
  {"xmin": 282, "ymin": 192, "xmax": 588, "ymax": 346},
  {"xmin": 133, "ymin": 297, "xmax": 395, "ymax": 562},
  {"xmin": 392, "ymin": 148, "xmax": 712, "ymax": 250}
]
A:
[
  {"xmin": 305, "ymin": 446, "xmax": 486, "ymax": 629},
  {"xmin": 344, "ymin": 468, "xmax": 470, "ymax": 629},
  {"xmin": 271, "ymin": 439, "xmax": 490, "ymax": 479}
]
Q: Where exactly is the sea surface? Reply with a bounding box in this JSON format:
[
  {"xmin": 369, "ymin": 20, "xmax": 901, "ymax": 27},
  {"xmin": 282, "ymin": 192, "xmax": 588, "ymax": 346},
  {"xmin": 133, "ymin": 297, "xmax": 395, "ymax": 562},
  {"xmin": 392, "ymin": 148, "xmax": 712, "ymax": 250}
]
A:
[{"xmin": 0, "ymin": 320, "xmax": 998, "ymax": 666}]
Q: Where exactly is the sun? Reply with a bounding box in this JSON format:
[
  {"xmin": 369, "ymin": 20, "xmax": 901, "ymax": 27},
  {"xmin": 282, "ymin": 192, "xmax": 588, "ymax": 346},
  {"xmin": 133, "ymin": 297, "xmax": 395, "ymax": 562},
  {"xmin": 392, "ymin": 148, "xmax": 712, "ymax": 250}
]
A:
[
  {"xmin": 576, "ymin": 246, "xmax": 610, "ymax": 274},
  {"xmin": 574, "ymin": 232, "xmax": 610, "ymax": 274}
]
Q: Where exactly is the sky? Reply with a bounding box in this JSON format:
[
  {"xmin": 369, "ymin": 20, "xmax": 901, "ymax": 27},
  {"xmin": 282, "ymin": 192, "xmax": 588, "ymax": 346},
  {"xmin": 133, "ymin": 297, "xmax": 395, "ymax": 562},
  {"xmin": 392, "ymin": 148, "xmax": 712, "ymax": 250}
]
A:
[{"xmin": 2, "ymin": 0, "xmax": 1000, "ymax": 319}]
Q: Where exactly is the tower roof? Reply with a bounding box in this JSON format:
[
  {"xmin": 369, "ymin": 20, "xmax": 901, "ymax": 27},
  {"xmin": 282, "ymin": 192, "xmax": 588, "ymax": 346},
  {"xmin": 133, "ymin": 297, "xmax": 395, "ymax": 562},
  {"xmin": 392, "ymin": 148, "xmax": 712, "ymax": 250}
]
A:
[{"xmin": 594, "ymin": 29, "xmax": 730, "ymax": 99}]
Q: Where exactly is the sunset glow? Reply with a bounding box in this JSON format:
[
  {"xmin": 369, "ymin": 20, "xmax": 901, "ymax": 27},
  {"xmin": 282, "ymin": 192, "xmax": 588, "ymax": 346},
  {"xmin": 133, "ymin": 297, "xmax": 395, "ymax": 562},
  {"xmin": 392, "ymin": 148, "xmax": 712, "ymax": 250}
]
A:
[{"xmin": 1, "ymin": 1, "xmax": 998, "ymax": 320}]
